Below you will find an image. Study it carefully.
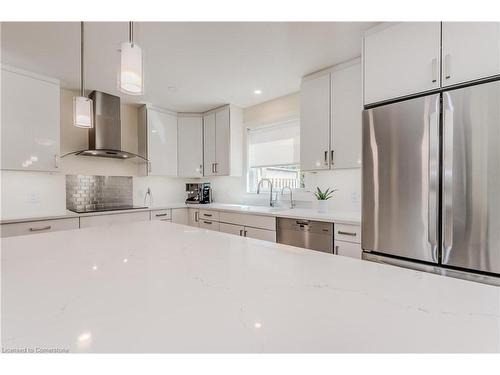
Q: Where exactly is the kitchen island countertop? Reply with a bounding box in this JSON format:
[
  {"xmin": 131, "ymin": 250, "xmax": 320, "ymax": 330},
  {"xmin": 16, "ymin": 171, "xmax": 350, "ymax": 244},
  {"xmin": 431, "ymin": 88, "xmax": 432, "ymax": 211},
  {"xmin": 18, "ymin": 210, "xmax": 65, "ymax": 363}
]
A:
[{"xmin": 1, "ymin": 220, "xmax": 499, "ymax": 353}]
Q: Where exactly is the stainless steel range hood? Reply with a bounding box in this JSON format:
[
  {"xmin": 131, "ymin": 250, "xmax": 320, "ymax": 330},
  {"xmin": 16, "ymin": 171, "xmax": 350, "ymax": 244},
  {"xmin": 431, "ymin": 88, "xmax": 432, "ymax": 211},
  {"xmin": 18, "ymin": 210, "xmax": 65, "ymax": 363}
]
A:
[{"xmin": 76, "ymin": 91, "xmax": 136, "ymax": 159}]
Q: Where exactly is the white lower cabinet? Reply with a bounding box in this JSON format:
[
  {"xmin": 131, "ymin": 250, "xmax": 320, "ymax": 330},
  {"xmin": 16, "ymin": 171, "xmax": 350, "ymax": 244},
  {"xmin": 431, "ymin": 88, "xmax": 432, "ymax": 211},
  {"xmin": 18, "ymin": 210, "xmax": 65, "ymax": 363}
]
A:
[
  {"xmin": 150, "ymin": 209, "xmax": 172, "ymax": 221},
  {"xmin": 244, "ymin": 227, "xmax": 276, "ymax": 242},
  {"xmin": 334, "ymin": 223, "xmax": 362, "ymax": 259},
  {"xmin": 335, "ymin": 240, "xmax": 362, "ymax": 259},
  {"xmin": 80, "ymin": 211, "xmax": 150, "ymax": 228},
  {"xmin": 188, "ymin": 208, "xmax": 200, "ymax": 227},
  {"xmin": 0, "ymin": 218, "xmax": 79, "ymax": 238},
  {"xmin": 220, "ymin": 222, "xmax": 276, "ymax": 242},
  {"xmin": 172, "ymin": 208, "xmax": 188, "ymax": 225},
  {"xmin": 199, "ymin": 219, "xmax": 219, "ymax": 231}
]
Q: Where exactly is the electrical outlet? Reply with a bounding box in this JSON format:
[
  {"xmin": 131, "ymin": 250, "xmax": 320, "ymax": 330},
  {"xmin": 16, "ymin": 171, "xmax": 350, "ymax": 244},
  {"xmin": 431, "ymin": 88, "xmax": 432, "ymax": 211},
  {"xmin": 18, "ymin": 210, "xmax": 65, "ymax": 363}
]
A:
[{"xmin": 27, "ymin": 192, "xmax": 40, "ymax": 204}]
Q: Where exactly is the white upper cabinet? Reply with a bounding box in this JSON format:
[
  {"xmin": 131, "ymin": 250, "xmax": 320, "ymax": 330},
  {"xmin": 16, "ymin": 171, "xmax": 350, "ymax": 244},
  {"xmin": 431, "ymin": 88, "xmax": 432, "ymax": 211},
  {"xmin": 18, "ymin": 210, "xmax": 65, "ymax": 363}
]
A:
[
  {"xmin": 203, "ymin": 105, "xmax": 242, "ymax": 177},
  {"xmin": 363, "ymin": 22, "xmax": 441, "ymax": 105},
  {"xmin": 331, "ymin": 61, "xmax": 362, "ymax": 169},
  {"xmin": 300, "ymin": 73, "xmax": 331, "ymax": 171},
  {"xmin": 1, "ymin": 66, "xmax": 60, "ymax": 171},
  {"xmin": 300, "ymin": 59, "xmax": 362, "ymax": 171},
  {"xmin": 138, "ymin": 105, "xmax": 177, "ymax": 176},
  {"xmin": 203, "ymin": 112, "xmax": 217, "ymax": 176},
  {"xmin": 177, "ymin": 115, "xmax": 203, "ymax": 178},
  {"xmin": 442, "ymin": 22, "xmax": 500, "ymax": 87}
]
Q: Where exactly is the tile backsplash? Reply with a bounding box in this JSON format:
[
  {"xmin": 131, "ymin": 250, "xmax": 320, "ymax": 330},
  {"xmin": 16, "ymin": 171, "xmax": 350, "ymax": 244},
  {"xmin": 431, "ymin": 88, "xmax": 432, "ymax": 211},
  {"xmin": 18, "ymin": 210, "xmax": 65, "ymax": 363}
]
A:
[{"xmin": 66, "ymin": 175, "xmax": 133, "ymax": 211}]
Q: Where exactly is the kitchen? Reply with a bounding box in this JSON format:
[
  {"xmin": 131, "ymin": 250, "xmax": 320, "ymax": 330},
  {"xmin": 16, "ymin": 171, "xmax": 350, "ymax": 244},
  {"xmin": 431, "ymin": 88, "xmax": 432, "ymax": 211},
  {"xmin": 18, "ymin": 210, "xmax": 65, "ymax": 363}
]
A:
[{"xmin": 1, "ymin": 4, "xmax": 500, "ymax": 372}]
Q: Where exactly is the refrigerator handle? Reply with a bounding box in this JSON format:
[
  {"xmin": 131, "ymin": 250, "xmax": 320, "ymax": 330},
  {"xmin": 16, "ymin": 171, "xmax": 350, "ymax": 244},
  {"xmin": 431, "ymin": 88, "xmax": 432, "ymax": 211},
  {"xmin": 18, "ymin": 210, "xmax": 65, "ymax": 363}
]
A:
[
  {"xmin": 428, "ymin": 95, "xmax": 439, "ymax": 261},
  {"xmin": 442, "ymin": 92, "xmax": 454, "ymax": 262}
]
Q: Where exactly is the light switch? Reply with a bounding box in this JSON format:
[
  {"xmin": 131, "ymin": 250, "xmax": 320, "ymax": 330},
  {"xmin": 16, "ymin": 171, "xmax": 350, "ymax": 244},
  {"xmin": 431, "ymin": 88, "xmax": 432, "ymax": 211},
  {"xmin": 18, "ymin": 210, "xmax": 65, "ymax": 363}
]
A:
[{"xmin": 27, "ymin": 192, "xmax": 40, "ymax": 203}]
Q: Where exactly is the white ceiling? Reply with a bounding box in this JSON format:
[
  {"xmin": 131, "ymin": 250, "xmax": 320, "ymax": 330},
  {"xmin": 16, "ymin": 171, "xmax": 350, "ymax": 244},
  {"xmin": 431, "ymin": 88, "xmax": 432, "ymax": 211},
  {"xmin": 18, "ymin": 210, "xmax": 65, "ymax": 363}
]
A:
[{"xmin": 1, "ymin": 22, "xmax": 375, "ymax": 112}]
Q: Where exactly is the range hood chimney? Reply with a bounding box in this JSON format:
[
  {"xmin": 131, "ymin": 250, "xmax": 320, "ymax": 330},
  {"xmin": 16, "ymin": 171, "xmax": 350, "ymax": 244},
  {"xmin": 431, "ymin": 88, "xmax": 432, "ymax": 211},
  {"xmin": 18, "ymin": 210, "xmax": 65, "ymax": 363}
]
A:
[{"xmin": 76, "ymin": 91, "xmax": 136, "ymax": 159}]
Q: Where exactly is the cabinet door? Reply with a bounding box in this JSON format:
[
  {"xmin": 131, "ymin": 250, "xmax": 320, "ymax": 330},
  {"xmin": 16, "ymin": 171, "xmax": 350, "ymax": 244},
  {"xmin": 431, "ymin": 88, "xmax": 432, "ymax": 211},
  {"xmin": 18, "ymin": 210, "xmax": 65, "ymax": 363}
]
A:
[
  {"xmin": 203, "ymin": 113, "xmax": 216, "ymax": 176},
  {"xmin": 215, "ymin": 107, "xmax": 230, "ymax": 175},
  {"xmin": 199, "ymin": 219, "xmax": 219, "ymax": 231},
  {"xmin": 363, "ymin": 22, "xmax": 441, "ymax": 104},
  {"xmin": 172, "ymin": 208, "xmax": 189, "ymax": 225},
  {"xmin": 300, "ymin": 73, "xmax": 331, "ymax": 171},
  {"xmin": 442, "ymin": 22, "xmax": 500, "ymax": 87},
  {"xmin": 331, "ymin": 62, "xmax": 362, "ymax": 169},
  {"xmin": 1, "ymin": 68, "xmax": 60, "ymax": 171},
  {"xmin": 335, "ymin": 240, "xmax": 362, "ymax": 259},
  {"xmin": 244, "ymin": 227, "xmax": 276, "ymax": 242},
  {"xmin": 188, "ymin": 208, "xmax": 200, "ymax": 227},
  {"xmin": 177, "ymin": 116, "xmax": 203, "ymax": 177},
  {"xmin": 147, "ymin": 109, "xmax": 177, "ymax": 176},
  {"xmin": 219, "ymin": 222, "xmax": 244, "ymax": 236}
]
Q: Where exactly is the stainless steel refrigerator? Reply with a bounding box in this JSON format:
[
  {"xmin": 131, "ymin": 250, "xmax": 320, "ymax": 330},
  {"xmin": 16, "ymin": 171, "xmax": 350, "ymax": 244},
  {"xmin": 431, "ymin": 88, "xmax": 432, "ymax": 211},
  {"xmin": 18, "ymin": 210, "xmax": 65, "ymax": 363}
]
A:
[{"xmin": 362, "ymin": 80, "xmax": 500, "ymax": 284}]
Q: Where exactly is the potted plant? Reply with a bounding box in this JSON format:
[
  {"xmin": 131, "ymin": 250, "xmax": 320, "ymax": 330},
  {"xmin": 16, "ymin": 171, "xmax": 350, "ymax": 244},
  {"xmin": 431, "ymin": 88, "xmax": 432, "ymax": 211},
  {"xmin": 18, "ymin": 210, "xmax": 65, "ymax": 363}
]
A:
[{"xmin": 314, "ymin": 187, "xmax": 337, "ymax": 213}]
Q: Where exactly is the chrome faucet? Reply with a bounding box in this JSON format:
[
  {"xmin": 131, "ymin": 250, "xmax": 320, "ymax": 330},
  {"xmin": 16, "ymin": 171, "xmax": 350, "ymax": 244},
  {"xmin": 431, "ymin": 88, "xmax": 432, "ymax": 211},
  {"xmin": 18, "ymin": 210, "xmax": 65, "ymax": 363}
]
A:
[
  {"xmin": 257, "ymin": 178, "xmax": 276, "ymax": 207},
  {"xmin": 281, "ymin": 186, "xmax": 295, "ymax": 209}
]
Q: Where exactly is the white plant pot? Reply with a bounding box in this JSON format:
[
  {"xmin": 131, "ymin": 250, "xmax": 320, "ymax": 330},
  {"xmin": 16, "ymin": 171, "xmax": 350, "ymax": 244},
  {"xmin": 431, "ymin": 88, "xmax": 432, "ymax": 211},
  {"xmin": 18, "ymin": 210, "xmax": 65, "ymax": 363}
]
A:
[{"xmin": 317, "ymin": 200, "xmax": 328, "ymax": 213}]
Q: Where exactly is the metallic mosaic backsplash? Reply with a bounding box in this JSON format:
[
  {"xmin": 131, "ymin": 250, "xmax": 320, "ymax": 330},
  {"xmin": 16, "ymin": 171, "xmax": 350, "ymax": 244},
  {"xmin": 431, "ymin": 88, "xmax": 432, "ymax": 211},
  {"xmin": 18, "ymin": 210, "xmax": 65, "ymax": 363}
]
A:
[{"xmin": 66, "ymin": 175, "xmax": 133, "ymax": 211}]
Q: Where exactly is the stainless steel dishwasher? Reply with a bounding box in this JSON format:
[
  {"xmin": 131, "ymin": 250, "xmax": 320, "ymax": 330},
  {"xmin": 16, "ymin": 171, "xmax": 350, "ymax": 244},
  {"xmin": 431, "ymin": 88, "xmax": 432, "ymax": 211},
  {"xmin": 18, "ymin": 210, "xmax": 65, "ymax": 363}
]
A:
[{"xmin": 277, "ymin": 218, "xmax": 334, "ymax": 254}]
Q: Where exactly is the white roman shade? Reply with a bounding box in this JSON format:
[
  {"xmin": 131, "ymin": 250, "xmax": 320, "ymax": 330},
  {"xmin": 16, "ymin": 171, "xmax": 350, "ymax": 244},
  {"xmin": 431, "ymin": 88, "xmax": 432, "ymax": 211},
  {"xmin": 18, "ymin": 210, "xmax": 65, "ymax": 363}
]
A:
[{"xmin": 248, "ymin": 120, "xmax": 300, "ymax": 168}]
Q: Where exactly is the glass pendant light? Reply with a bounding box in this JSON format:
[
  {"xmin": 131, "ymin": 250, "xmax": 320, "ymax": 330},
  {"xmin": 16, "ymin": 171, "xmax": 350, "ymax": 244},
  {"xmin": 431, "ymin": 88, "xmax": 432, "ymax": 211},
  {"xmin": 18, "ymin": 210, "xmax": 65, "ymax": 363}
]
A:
[
  {"xmin": 73, "ymin": 22, "xmax": 93, "ymax": 129},
  {"xmin": 120, "ymin": 21, "xmax": 144, "ymax": 95}
]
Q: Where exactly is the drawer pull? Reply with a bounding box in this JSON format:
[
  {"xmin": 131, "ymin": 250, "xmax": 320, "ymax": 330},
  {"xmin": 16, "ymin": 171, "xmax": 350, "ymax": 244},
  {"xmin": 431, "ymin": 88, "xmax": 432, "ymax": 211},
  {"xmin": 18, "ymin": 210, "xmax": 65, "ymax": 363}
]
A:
[
  {"xmin": 338, "ymin": 231, "xmax": 357, "ymax": 236},
  {"xmin": 155, "ymin": 213, "xmax": 168, "ymax": 217},
  {"xmin": 203, "ymin": 221, "xmax": 212, "ymax": 225},
  {"xmin": 203, "ymin": 213, "xmax": 213, "ymax": 217},
  {"xmin": 239, "ymin": 229, "xmax": 243, "ymax": 236},
  {"xmin": 29, "ymin": 225, "xmax": 52, "ymax": 232}
]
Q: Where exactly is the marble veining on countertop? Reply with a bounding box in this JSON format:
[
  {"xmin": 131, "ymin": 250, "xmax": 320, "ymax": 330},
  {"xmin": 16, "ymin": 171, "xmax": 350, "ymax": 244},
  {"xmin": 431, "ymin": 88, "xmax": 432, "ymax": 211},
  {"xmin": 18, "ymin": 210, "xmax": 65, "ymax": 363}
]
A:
[{"xmin": 1, "ymin": 221, "xmax": 499, "ymax": 353}]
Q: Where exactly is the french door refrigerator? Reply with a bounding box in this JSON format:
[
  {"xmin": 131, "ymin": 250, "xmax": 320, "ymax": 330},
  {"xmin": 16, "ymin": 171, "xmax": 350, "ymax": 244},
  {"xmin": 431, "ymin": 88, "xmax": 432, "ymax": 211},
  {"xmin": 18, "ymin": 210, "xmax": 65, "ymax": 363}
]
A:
[{"xmin": 362, "ymin": 80, "xmax": 500, "ymax": 284}]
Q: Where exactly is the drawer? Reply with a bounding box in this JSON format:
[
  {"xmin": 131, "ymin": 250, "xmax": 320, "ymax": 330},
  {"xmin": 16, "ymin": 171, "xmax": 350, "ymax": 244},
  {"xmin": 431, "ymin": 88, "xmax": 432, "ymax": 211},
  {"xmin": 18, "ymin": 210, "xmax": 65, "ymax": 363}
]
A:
[
  {"xmin": 199, "ymin": 210, "xmax": 219, "ymax": 221},
  {"xmin": 219, "ymin": 212, "xmax": 276, "ymax": 231},
  {"xmin": 199, "ymin": 219, "xmax": 220, "ymax": 231},
  {"xmin": 335, "ymin": 240, "xmax": 362, "ymax": 259},
  {"xmin": 244, "ymin": 227, "xmax": 276, "ymax": 242},
  {"xmin": 150, "ymin": 209, "xmax": 172, "ymax": 221},
  {"xmin": 1, "ymin": 218, "xmax": 80, "ymax": 238},
  {"xmin": 334, "ymin": 223, "xmax": 361, "ymax": 243},
  {"xmin": 80, "ymin": 211, "xmax": 150, "ymax": 228}
]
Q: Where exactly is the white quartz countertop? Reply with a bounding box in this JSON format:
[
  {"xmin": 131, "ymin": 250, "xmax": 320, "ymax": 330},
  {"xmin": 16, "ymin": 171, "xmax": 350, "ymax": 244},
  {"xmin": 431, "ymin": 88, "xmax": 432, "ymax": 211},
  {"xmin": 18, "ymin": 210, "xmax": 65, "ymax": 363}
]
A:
[
  {"xmin": 188, "ymin": 203, "xmax": 361, "ymax": 225},
  {"xmin": 2, "ymin": 221, "xmax": 499, "ymax": 353},
  {"xmin": 0, "ymin": 203, "xmax": 360, "ymax": 225}
]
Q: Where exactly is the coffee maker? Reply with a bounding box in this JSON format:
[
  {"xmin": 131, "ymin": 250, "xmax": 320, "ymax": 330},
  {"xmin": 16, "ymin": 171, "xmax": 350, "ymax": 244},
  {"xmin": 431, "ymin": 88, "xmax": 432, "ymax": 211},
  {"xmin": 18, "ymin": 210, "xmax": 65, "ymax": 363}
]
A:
[{"xmin": 185, "ymin": 183, "xmax": 211, "ymax": 204}]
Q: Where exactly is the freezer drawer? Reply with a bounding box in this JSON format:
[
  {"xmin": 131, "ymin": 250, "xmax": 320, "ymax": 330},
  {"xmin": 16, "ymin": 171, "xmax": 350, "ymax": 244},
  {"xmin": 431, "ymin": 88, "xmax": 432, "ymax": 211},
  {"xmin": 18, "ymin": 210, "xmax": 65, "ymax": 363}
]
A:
[
  {"xmin": 277, "ymin": 218, "xmax": 333, "ymax": 254},
  {"xmin": 442, "ymin": 81, "xmax": 500, "ymax": 274},
  {"xmin": 362, "ymin": 94, "xmax": 440, "ymax": 263}
]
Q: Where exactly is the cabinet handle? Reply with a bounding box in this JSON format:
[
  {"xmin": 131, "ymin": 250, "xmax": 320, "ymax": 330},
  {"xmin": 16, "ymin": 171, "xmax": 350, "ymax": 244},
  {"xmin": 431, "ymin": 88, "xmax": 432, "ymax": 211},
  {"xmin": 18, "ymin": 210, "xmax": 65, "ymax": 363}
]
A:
[
  {"xmin": 199, "ymin": 165, "xmax": 203, "ymax": 174},
  {"xmin": 211, "ymin": 163, "xmax": 215, "ymax": 173},
  {"xmin": 203, "ymin": 221, "xmax": 212, "ymax": 225},
  {"xmin": 195, "ymin": 211, "xmax": 199, "ymax": 222},
  {"xmin": 330, "ymin": 150, "xmax": 334, "ymax": 165},
  {"xmin": 54, "ymin": 154, "xmax": 59, "ymax": 168},
  {"xmin": 203, "ymin": 213, "xmax": 213, "ymax": 217},
  {"xmin": 148, "ymin": 162, "xmax": 152, "ymax": 173},
  {"xmin": 155, "ymin": 213, "xmax": 167, "ymax": 217},
  {"xmin": 239, "ymin": 229, "xmax": 243, "ymax": 236},
  {"xmin": 243, "ymin": 230, "xmax": 247, "ymax": 237},
  {"xmin": 335, "ymin": 245, "xmax": 339, "ymax": 255},
  {"xmin": 431, "ymin": 58, "xmax": 438, "ymax": 83},
  {"xmin": 444, "ymin": 54, "xmax": 451, "ymax": 80},
  {"xmin": 214, "ymin": 163, "xmax": 218, "ymax": 173},
  {"xmin": 29, "ymin": 225, "xmax": 51, "ymax": 232},
  {"xmin": 338, "ymin": 231, "xmax": 357, "ymax": 236},
  {"xmin": 324, "ymin": 151, "xmax": 328, "ymax": 165}
]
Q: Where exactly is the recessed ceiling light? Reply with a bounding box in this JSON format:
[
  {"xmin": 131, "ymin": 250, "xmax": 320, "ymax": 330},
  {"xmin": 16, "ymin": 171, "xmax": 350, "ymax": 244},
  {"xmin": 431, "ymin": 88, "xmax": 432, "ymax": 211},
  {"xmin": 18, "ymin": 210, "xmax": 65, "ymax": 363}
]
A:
[{"xmin": 254, "ymin": 89, "xmax": 262, "ymax": 95}]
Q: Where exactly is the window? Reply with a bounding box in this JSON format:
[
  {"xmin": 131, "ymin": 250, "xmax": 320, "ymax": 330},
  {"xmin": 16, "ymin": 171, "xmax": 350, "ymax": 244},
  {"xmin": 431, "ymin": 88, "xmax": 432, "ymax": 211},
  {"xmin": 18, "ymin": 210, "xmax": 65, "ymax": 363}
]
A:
[{"xmin": 247, "ymin": 119, "xmax": 303, "ymax": 193}]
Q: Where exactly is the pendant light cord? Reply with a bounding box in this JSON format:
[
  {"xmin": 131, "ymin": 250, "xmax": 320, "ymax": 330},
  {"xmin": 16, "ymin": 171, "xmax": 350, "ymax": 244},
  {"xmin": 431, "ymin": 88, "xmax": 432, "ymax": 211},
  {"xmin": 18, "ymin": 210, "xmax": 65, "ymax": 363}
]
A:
[
  {"xmin": 129, "ymin": 21, "xmax": 134, "ymax": 46},
  {"xmin": 80, "ymin": 21, "xmax": 85, "ymax": 97}
]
